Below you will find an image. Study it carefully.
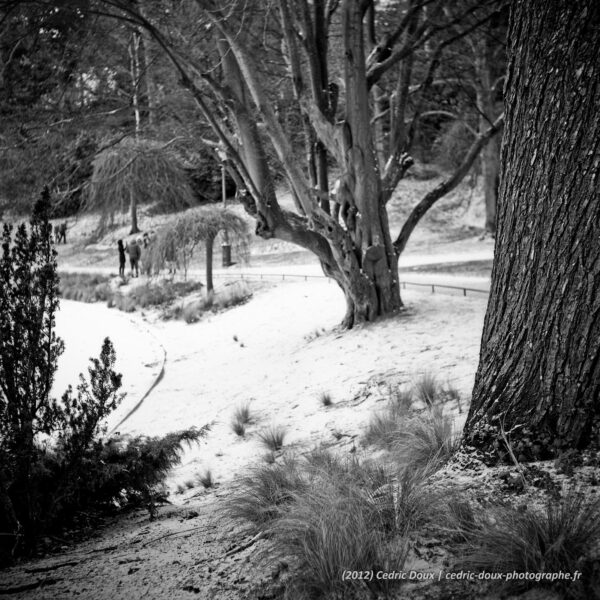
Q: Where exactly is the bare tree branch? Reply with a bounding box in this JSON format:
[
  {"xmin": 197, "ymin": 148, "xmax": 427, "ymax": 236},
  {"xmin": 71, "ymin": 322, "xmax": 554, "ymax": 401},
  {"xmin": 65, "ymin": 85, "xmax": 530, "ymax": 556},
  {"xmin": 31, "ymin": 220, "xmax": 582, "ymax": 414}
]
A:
[{"xmin": 393, "ymin": 113, "xmax": 504, "ymax": 256}]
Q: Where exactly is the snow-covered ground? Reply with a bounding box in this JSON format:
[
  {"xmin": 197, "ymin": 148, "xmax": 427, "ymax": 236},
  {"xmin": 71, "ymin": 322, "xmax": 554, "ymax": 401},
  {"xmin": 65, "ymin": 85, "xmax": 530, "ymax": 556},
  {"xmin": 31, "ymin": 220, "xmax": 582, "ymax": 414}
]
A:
[
  {"xmin": 54, "ymin": 281, "xmax": 487, "ymax": 494},
  {"xmin": 53, "ymin": 300, "xmax": 165, "ymax": 431}
]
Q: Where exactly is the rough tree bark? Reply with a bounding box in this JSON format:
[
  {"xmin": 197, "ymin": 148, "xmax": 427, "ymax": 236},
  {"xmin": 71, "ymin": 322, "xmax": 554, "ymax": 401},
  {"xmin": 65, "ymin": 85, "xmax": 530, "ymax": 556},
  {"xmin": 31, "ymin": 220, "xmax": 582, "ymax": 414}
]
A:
[
  {"xmin": 332, "ymin": 0, "xmax": 403, "ymax": 324},
  {"xmin": 463, "ymin": 0, "xmax": 600, "ymax": 461},
  {"xmin": 474, "ymin": 34, "xmax": 500, "ymax": 234}
]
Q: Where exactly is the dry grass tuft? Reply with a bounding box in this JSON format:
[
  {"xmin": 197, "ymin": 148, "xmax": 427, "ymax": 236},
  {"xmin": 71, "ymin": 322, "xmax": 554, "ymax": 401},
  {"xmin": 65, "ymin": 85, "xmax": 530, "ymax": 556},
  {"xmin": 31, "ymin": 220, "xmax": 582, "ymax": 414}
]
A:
[
  {"xmin": 222, "ymin": 457, "xmax": 307, "ymax": 534},
  {"xmin": 171, "ymin": 282, "xmax": 251, "ymax": 324},
  {"xmin": 258, "ymin": 425, "xmax": 287, "ymax": 452},
  {"xmin": 413, "ymin": 371, "xmax": 439, "ymax": 407},
  {"xmin": 363, "ymin": 386, "xmax": 413, "ymax": 449},
  {"xmin": 453, "ymin": 490, "xmax": 600, "ymax": 596},
  {"xmin": 392, "ymin": 406, "xmax": 459, "ymax": 472},
  {"xmin": 197, "ymin": 469, "xmax": 214, "ymax": 489},
  {"xmin": 231, "ymin": 420, "xmax": 246, "ymax": 437},
  {"xmin": 319, "ymin": 391, "xmax": 333, "ymax": 407},
  {"xmin": 59, "ymin": 272, "xmax": 112, "ymax": 303},
  {"xmin": 233, "ymin": 402, "xmax": 252, "ymax": 425},
  {"xmin": 363, "ymin": 380, "xmax": 458, "ymax": 472},
  {"xmin": 223, "ymin": 447, "xmax": 440, "ymax": 598}
]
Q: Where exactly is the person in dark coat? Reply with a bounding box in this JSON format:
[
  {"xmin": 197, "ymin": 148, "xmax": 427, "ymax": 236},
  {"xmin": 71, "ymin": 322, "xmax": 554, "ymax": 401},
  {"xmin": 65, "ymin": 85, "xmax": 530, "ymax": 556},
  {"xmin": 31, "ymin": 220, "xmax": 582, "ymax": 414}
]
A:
[
  {"xmin": 57, "ymin": 222, "xmax": 67, "ymax": 244},
  {"xmin": 128, "ymin": 238, "xmax": 141, "ymax": 277},
  {"xmin": 117, "ymin": 240, "xmax": 126, "ymax": 277}
]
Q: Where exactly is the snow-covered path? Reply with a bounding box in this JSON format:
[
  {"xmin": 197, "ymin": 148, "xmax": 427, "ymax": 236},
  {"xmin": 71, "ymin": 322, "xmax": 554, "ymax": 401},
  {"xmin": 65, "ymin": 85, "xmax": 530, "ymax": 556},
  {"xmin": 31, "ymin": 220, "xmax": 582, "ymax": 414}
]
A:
[{"xmin": 54, "ymin": 300, "xmax": 165, "ymax": 431}]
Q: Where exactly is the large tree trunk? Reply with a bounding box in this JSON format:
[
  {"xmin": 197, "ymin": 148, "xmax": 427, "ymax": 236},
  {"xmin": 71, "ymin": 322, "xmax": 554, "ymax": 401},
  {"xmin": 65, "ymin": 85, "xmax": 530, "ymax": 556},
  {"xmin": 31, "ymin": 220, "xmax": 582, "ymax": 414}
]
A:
[
  {"xmin": 336, "ymin": 0, "xmax": 402, "ymax": 326},
  {"xmin": 463, "ymin": 0, "xmax": 600, "ymax": 461},
  {"xmin": 215, "ymin": 2, "xmax": 402, "ymax": 328},
  {"xmin": 474, "ymin": 35, "xmax": 500, "ymax": 234}
]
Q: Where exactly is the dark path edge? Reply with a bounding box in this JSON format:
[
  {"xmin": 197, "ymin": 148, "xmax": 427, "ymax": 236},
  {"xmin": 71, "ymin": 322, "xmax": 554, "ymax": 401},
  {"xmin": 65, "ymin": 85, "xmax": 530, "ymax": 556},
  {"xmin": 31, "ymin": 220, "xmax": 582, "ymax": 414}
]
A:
[{"xmin": 108, "ymin": 319, "xmax": 167, "ymax": 435}]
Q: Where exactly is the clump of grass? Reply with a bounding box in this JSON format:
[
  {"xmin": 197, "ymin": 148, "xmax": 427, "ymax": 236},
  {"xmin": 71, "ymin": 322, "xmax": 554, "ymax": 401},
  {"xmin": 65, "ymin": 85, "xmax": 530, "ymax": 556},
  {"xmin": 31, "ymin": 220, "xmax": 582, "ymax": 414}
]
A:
[
  {"xmin": 364, "ymin": 381, "xmax": 457, "ymax": 472},
  {"xmin": 363, "ymin": 387, "xmax": 413, "ymax": 449},
  {"xmin": 231, "ymin": 420, "xmax": 246, "ymax": 437},
  {"xmin": 441, "ymin": 381, "xmax": 462, "ymax": 412},
  {"xmin": 184, "ymin": 479, "xmax": 195, "ymax": 489},
  {"xmin": 223, "ymin": 457, "xmax": 307, "ymax": 533},
  {"xmin": 270, "ymin": 487, "xmax": 407, "ymax": 598},
  {"xmin": 218, "ymin": 281, "xmax": 252, "ymax": 309},
  {"xmin": 182, "ymin": 301, "xmax": 201, "ymax": 324},
  {"xmin": 59, "ymin": 274, "xmax": 209, "ymax": 317},
  {"xmin": 319, "ymin": 391, "xmax": 333, "ymax": 407},
  {"xmin": 382, "ymin": 465, "xmax": 441, "ymax": 533},
  {"xmin": 197, "ymin": 469, "xmax": 214, "ymax": 489},
  {"xmin": 258, "ymin": 425, "xmax": 287, "ymax": 452},
  {"xmin": 59, "ymin": 272, "xmax": 113, "ymax": 303},
  {"xmin": 454, "ymin": 491, "xmax": 600, "ymax": 596},
  {"xmin": 129, "ymin": 282, "xmax": 172, "ymax": 308},
  {"xmin": 231, "ymin": 402, "xmax": 253, "ymax": 437},
  {"xmin": 224, "ymin": 447, "xmax": 439, "ymax": 598},
  {"xmin": 233, "ymin": 402, "xmax": 252, "ymax": 425},
  {"xmin": 265, "ymin": 456, "xmax": 417, "ymax": 598},
  {"xmin": 114, "ymin": 293, "xmax": 136, "ymax": 313},
  {"xmin": 263, "ymin": 451, "xmax": 276, "ymax": 465},
  {"xmin": 413, "ymin": 371, "xmax": 440, "ymax": 407},
  {"xmin": 129, "ymin": 280, "xmax": 205, "ymax": 310},
  {"xmin": 387, "ymin": 384, "xmax": 414, "ymax": 413},
  {"xmin": 201, "ymin": 291, "xmax": 214, "ymax": 311},
  {"xmin": 445, "ymin": 496, "xmax": 477, "ymax": 542},
  {"xmin": 392, "ymin": 406, "xmax": 459, "ymax": 472},
  {"xmin": 164, "ymin": 282, "xmax": 251, "ymax": 324}
]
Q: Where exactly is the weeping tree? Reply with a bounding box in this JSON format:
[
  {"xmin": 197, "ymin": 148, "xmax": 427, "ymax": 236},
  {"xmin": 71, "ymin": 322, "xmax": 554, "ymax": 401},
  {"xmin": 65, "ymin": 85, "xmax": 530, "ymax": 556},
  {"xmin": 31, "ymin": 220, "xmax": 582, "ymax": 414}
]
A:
[
  {"xmin": 85, "ymin": 137, "xmax": 195, "ymax": 235},
  {"xmin": 145, "ymin": 206, "xmax": 249, "ymax": 291}
]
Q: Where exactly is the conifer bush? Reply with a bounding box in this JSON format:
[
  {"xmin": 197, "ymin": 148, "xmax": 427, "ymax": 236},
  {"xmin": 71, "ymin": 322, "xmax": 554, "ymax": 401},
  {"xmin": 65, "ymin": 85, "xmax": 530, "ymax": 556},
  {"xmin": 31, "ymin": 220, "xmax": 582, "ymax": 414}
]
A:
[{"xmin": 0, "ymin": 190, "xmax": 208, "ymax": 564}]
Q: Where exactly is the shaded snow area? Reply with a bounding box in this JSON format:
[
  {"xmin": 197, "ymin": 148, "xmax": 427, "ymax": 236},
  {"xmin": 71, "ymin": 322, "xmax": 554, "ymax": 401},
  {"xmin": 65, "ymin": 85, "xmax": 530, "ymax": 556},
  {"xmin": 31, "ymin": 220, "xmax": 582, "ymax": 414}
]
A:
[
  {"xmin": 54, "ymin": 282, "xmax": 486, "ymax": 494},
  {"xmin": 54, "ymin": 300, "xmax": 165, "ymax": 431}
]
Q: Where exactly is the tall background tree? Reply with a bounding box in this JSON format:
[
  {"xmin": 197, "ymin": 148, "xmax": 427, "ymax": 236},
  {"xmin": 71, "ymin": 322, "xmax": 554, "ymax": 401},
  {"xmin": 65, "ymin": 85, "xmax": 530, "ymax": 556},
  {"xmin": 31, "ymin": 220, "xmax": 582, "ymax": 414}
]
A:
[
  {"xmin": 463, "ymin": 0, "xmax": 600, "ymax": 460},
  {"xmin": 86, "ymin": 137, "xmax": 195, "ymax": 235},
  {"xmin": 0, "ymin": 1, "xmax": 224, "ymax": 218}
]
